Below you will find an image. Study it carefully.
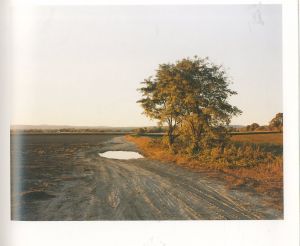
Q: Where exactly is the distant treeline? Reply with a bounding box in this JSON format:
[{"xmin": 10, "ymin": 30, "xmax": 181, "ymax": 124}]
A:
[
  {"xmin": 231, "ymin": 113, "xmax": 283, "ymax": 133},
  {"xmin": 10, "ymin": 127, "xmax": 137, "ymax": 134},
  {"xmin": 10, "ymin": 112, "xmax": 283, "ymax": 136},
  {"xmin": 134, "ymin": 124, "xmax": 282, "ymax": 135}
]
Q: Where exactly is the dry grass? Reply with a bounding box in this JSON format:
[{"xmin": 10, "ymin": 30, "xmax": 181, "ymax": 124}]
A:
[
  {"xmin": 231, "ymin": 133, "xmax": 283, "ymax": 145},
  {"xmin": 126, "ymin": 135, "xmax": 283, "ymax": 207}
]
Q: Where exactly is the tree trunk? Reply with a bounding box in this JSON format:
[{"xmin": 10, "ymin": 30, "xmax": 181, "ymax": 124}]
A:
[
  {"xmin": 166, "ymin": 124, "xmax": 177, "ymax": 152},
  {"xmin": 167, "ymin": 128, "xmax": 174, "ymax": 147},
  {"xmin": 168, "ymin": 134, "xmax": 173, "ymax": 144}
]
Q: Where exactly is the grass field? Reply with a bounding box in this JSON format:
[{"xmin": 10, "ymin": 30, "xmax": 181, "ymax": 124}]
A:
[{"xmin": 231, "ymin": 133, "xmax": 283, "ymax": 145}]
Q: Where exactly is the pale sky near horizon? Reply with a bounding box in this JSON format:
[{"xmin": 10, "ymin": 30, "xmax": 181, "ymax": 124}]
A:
[{"xmin": 11, "ymin": 5, "xmax": 282, "ymax": 127}]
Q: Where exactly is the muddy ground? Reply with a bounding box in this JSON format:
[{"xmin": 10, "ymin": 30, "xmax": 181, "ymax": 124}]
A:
[{"xmin": 11, "ymin": 134, "xmax": 283, "ymax": 220}]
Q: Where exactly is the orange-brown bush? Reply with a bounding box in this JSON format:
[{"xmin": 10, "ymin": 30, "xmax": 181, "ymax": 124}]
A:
[{"xmin": 126, "ymin": 135, "xmax": 283, "ymax": 201}]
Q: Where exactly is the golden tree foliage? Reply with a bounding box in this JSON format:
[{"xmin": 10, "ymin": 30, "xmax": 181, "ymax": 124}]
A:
[{"xmin": 137, "ymin": 56, "xmax": 241, "ymax": 153}]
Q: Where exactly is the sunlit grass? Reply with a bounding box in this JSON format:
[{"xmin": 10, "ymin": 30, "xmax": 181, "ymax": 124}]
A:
[{"xmin": 231, "ymin": 133, "xmax": 283, "ymax": 145}]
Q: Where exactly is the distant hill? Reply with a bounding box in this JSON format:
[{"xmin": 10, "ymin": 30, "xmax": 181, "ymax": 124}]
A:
[
  {"xmin": 12, "ymin": 125, "xmax": 112, "ymax": 130},
  {"xmin": 11, "ymin": 124, "xmax": 245, "ymax": 130},
  {"xmin": 11, "ymin": 125, "xmax": 145, "ymax": 133}
]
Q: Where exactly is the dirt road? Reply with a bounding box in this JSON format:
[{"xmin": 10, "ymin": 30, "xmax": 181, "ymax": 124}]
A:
[{"xmin": 11, "ymin": 135, "xmax": 282, "ymax": 220}]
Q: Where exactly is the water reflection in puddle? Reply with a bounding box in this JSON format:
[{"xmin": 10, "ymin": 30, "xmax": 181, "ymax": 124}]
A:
[{"xmin": 98, "ymin": 151, "xmax": 144, "ymax": 160}]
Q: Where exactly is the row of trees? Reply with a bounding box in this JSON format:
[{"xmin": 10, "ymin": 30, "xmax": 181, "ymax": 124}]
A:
[
  {"xmin": 237, "ymin": 113, "xmax": 283, "ymax": 132},
  {"xmin": 138, "ymin": 56, "xmax": 241, "ymax": 154},
  {"xmin": 134, "ymin": 126, "xmax": 165, "ymax": 134}
]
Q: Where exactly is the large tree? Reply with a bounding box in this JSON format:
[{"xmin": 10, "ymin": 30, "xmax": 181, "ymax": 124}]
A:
[{"xmin": 138, "ymin": 56, "xmax": 241, "ymax": 153}]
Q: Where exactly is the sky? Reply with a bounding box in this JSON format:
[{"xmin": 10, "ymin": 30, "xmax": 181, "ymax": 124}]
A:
[{"xmin": 11, "ymin": 5, "xmax": 282, "ymax": 127}]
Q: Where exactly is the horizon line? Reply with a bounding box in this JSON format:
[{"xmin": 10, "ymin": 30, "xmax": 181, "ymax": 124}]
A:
[{"xmin": 11, "ymin": 123, "xmax": 249, "ymax": 128}]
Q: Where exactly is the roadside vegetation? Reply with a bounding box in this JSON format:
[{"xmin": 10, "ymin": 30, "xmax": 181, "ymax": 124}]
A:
[
  {"xmin": 126, "ymin": 133, "xmax": 283, "ymax": 207},
  {"xmin": 133, "ymin": 56, "xmax": 283, "ymax": 206}
]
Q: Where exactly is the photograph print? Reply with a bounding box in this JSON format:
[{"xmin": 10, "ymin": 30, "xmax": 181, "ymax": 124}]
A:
[{"xmin": 10, "ymin": 5, "xmax": 283, "ymax": 220}]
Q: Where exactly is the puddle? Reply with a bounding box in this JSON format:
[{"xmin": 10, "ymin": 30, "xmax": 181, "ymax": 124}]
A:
[{"xmin": 98, "ymin": 151, "xmax": 144, "ymax": 160}]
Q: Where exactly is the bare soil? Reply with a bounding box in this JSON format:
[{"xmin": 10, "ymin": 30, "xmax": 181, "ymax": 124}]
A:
[{"xmin": 11, "ymin": 134, "xmax": 283, "ymax": 220}]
